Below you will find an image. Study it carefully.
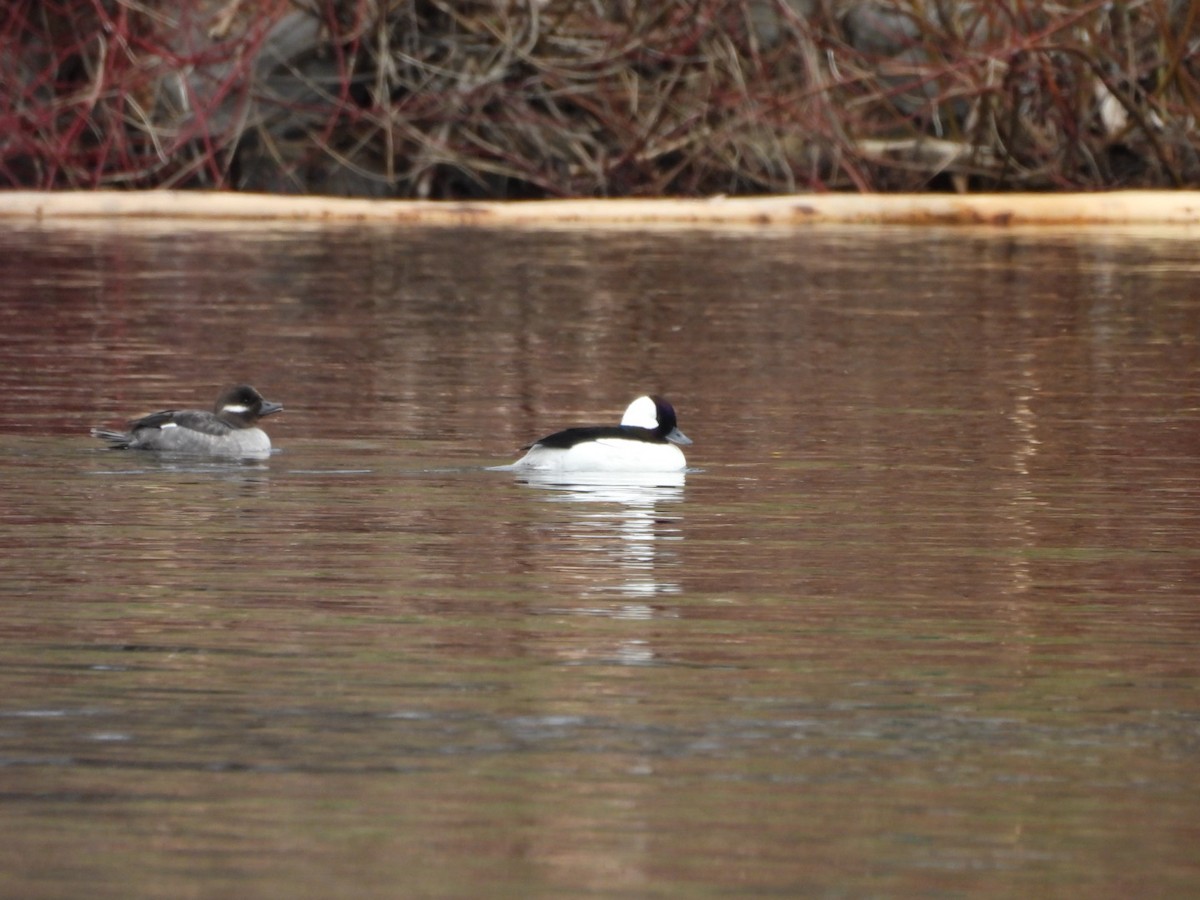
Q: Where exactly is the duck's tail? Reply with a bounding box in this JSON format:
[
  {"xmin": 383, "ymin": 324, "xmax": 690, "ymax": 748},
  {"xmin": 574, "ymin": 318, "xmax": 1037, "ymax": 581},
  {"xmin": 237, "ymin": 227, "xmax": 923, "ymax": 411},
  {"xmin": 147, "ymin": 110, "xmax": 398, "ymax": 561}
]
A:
[{"xmin": 90, "ymin": 427, "xmax": 133, "ymax": 448}]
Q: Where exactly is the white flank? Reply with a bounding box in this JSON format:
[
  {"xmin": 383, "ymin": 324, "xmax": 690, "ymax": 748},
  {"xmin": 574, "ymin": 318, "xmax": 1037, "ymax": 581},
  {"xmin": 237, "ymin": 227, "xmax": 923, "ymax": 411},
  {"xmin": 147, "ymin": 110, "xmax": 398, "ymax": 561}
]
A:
[{"xmin": 513, "ymin": 437, "xmax": 685, "ymax": 473}]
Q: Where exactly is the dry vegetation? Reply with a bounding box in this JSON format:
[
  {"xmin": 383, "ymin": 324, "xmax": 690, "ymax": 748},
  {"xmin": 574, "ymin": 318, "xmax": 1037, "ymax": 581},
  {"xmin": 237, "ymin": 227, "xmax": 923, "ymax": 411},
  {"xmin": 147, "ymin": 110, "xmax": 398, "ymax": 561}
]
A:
[{"xmin": 3, "ymin": 0, "xmax": 1197, "ymax": 197}]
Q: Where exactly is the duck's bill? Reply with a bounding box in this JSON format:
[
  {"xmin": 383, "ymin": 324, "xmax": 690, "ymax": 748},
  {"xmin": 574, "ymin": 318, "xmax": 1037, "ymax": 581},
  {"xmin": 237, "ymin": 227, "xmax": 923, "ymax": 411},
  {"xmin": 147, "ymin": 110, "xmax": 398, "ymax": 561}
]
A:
[{"xmin": 666, "ymin": 427, "xmax": 692, "ymax": 446}]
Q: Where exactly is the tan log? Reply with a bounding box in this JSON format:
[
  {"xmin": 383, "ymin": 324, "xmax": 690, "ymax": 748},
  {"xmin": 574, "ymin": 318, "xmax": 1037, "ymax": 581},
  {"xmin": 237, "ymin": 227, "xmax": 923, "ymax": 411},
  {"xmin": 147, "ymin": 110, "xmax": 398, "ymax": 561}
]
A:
[{"xmin": 0, "ymin": 190, "xmax": 1198, "ymax": 227}]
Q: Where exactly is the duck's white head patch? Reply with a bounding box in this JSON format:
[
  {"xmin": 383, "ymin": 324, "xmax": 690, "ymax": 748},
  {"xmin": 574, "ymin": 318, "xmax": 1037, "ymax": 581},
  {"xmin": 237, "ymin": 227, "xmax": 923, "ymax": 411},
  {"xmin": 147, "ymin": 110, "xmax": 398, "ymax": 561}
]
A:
[{"xmin": 620, "ymin": 396, "xmax": 659, "ymax": 429}]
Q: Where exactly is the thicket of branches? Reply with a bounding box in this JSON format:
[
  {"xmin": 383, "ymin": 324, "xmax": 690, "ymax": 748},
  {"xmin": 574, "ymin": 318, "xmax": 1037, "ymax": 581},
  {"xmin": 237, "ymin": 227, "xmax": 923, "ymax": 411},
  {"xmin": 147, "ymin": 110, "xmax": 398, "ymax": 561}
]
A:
[{"xmin": 3, "ymin": 0, "xmax": 1197, "ymax": 197}]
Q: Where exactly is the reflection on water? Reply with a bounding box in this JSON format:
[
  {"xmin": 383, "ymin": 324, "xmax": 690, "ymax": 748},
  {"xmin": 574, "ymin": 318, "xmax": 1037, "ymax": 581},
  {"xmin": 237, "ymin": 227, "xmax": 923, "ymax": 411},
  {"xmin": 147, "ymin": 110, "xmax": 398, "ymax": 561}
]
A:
[
  {"xmin": 0, "ymin": 224, "xmax": 1198, "ymax": 898},
  {"xmin": 514, "ymin": 472, "xmax": 685, "ymax": 642},
  {"xmin": 89, "ymin": 454, "xmax": 277, "ymax": 477}
]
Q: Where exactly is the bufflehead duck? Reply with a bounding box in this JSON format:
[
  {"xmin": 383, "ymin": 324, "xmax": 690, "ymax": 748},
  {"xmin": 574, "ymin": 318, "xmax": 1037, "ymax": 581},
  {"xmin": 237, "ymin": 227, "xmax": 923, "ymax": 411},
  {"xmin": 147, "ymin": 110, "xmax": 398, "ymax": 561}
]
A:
[
  {"xmin": 91, "ymin": 384, "xmax": 283, "ymax": 458},
  {"xmin": 506, "ymin": 395, "xmax": 691, "ymax": 472}
]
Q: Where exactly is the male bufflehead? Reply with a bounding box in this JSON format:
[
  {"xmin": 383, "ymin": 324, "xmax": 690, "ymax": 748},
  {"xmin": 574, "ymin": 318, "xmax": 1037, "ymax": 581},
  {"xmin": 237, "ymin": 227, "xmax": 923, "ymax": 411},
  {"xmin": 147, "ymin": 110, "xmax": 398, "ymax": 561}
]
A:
[
  {"xmin": 91, "ymin": 384, "xmax": 283, "ymax": 458},
  {"xmin": 506, "ymin": 395, "xmax": 691, "ymax": 472}
]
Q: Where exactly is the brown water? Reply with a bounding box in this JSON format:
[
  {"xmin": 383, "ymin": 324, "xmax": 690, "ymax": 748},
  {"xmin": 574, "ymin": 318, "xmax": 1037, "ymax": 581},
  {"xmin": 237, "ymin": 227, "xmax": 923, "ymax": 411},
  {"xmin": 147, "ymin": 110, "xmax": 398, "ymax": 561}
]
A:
[{"xmin": 0, "ymin": 222, "xmax": 1198, "ymax": 898}]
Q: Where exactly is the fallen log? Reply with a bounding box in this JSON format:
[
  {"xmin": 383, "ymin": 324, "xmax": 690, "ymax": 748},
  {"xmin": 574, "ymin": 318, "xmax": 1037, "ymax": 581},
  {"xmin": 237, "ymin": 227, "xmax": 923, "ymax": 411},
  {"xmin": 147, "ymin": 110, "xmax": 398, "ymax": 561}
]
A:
[{"xmin": 0, "ymin": 190, "xmax": 1198, "ymax": 228}]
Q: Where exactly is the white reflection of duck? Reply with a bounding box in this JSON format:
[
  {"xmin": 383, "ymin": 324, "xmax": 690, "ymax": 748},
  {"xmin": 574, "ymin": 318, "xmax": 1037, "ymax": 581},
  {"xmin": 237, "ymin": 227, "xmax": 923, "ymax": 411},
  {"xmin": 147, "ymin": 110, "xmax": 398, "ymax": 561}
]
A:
[{"xmin": 516, "ymin": 470, "xmax": 685, "ymax": 599}]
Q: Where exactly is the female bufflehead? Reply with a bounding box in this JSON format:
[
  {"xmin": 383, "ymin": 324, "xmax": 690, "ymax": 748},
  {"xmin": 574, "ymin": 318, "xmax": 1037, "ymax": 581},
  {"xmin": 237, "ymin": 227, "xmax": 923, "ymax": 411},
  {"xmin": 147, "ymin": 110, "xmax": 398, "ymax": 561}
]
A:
[
  {"xmin": 91, "ymin": 384, "xmax": 283, "ymax": 458},
  {"xmin": 507, "ymin": 395, "xmax": 691, "ymax": 472}
]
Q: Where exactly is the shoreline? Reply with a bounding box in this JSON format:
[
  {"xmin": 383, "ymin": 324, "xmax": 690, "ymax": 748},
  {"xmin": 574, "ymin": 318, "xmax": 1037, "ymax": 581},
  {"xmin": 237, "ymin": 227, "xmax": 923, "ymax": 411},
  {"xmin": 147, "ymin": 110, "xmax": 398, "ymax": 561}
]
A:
[{"xmin": 1, "ymin": 190, "xmax": 1198, "ymax": 229}]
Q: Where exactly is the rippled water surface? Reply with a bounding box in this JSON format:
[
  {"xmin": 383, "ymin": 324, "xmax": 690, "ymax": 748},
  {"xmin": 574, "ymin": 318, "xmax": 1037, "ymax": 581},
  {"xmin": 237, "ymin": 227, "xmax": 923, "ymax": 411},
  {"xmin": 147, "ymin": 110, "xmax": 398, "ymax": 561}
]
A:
[{"xmin": 0, "ymin": 221, "xmax": 1198, "ymax": 898}]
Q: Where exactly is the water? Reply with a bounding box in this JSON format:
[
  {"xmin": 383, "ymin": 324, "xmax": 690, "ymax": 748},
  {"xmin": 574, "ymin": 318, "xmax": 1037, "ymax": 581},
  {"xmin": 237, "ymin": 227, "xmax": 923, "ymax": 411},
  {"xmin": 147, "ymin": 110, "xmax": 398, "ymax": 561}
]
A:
[{"xmin": 0, "ymin": 221, "xmax": 1198, "ymax": 897}]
